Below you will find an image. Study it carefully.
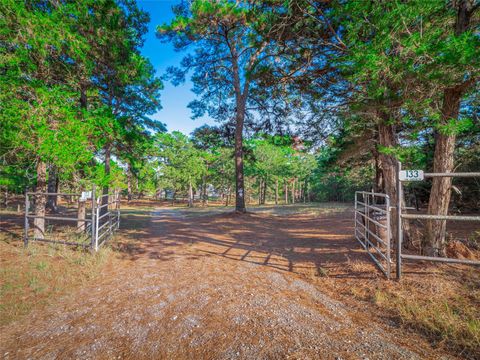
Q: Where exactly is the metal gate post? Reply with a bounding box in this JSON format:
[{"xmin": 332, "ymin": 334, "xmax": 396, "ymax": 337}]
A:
[
  {"xmin": 95, "ymin": 197, "xmax": 100, "ymax": 251},
  {"xmin": 396, "ymin": 161, "xmax": 402, "ymax": 280},
  {"xmin": 354, "ymin": 192, "xmax": 358, "ymax": 239},
  {"xmin": 116, "ymin": 192, "xmax": 120, "ymax": 230},
  {"xmin": 24, "ymin": 190, "xmax": 29, "ymax": 247},
  {"xmin": 386, "ymin": 195, "xmax": 391, "ymax": 279},
  {"xmin": 90, "ymin": 186, "xmax": 96, "ymax": 250}
]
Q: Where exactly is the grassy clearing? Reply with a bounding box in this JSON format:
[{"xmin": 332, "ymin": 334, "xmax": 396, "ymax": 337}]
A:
[{"xmin": 0, "ymin": 232, "xmax": 116, "ymax": 326}]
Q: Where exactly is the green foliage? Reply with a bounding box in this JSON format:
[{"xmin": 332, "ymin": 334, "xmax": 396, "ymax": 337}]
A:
[
  {"xmin": 310, "ymin": 134, "xmax": 374, "ymax": 202},
  {"xmin": 155, "ymin": 132, "xmax": 206, "ymax": 195},
  {"xmin": 0, "ymin": 0, "xmax": 162, "ymax": 194}
]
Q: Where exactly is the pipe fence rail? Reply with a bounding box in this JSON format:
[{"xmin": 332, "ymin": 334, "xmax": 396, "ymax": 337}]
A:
[{"xmin": 24, "ymin": 187, "xmax": 120, "ymax": 251}]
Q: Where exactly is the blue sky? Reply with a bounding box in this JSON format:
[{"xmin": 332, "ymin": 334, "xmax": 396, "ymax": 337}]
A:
[{"xmin": 137, "ymin": 0, "xmax": 216, "ymax": 134}]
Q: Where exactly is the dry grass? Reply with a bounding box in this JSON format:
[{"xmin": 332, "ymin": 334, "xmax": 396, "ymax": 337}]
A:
[
  {"xmin": 381, "ymin": 275, "xmax": 479, "ymax": 358},
  {"xmin": 0, "ymin": 233, "xmax": 116, "ymax": 326},
  {"xmin": 344, "ymin": 265, "xmax": 480, "ymax": 358}
]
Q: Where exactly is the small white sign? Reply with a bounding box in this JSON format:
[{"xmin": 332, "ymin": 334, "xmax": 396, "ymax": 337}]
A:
[
  {"xmin": 80, "ymin": 191, "xmax": 92, "ymax": 201},
  {"xmin": 399, "ymin": 170, "xmax": 424, "ymax": 181}
]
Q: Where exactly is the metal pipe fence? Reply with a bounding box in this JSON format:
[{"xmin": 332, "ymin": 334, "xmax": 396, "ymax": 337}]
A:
[
  {"xmin": 24, "ymin": 188, "xmax": 120, "ymax": 251},
  {"xmin": 355, "ymin": 167, "xmax": 479, "ymax": 280},
  {"xmin": 396, "ymin": 163, "xmax": 480, "ymax": 280}
]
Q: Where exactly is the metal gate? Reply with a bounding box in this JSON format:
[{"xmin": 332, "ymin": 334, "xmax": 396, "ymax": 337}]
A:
[
  {"xmin": 354, "ymin": 191, "xmax": 392, "ymax": 279},
  {"xmin": 94, "ymin": 193, "xmax": 120, "ymax": 250}
]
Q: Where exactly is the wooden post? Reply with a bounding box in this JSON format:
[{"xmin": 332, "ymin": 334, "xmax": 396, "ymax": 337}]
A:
[{"xmin": 34, "ymin": 161, "xmax": 47, "ymax": 239}]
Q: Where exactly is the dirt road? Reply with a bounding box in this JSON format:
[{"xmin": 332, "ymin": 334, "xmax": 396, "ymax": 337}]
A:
[{"xmin": 1, "ymin": 206, "xmax": 455, "ymax": 359}]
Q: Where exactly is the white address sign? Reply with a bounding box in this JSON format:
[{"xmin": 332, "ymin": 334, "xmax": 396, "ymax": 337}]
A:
[{"xmin": 399, "ymin": 170, "xmax": 424, "ymax": 181}]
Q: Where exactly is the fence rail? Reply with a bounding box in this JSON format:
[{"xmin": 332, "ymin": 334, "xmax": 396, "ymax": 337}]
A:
[
  {"xmin": 396, "ymin": 163, "xmax": 480, "ymax": 279},
  {"xmin": 24, "ymin": 188, "xmax": 120, "ymax": 251}
]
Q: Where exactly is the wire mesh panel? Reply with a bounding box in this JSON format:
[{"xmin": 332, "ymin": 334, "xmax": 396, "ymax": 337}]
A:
[{"xmin": 354, "ymin": 191, "xmax": 392, "ymax": 278}]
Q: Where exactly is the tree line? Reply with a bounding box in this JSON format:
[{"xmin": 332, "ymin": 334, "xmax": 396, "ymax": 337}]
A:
[
  {"xmin": 1, "ymin": 0, "xmax": 478, "ymax": 256},
  {"xmin": 127, "ymin": 127, "xmax": 315, "ymax": 208}
]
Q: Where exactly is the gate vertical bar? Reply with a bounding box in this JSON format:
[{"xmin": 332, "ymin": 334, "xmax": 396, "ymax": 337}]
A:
[
  {"xmin": 116, "ymin": 191, "xmax": 120, "ymax": 229},
  {"xmin": 90, "ymin": 186, "xmax": 96, "ymax": 250},
  {"xmin": 363, "ymin": 193, "xmax": 367, "ymax": 246},
  {"xmin": 396, "ymin": 161, "xmax": 402, "ymax": 280},
  {"xmin": 24, "ymin": 190, "xmax": 29, "ymax": 247},
  {"xmin": 95, "ymin": 197, "xmax": 100, "ymax": 251},
  {"xmin": 354, "ymin": 192, "xmax": 358, "ymax": 240},
  {"xmin": 365, "ymin": 192, "xmax": 370, "ymax": 250},
  {"xmin": 386, "ymin": 195, "xmax": 391, "ymax": 279}
]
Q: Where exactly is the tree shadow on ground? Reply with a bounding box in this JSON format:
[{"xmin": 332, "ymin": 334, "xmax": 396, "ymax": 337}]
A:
[{"xmin": 115, "ymin": 207, "xmax": 382, "ymax": 280}]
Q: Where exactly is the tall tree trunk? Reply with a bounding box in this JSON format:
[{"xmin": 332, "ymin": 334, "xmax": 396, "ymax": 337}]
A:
[
  {"xmin": 378, "ymin": 121, "xmax": 411, "ymax": 248},
  {"xmin": 46, "ymin": 164, "xmax": 58, "ymax": 213},
  {"xmin": 373, "ymin": 146, "xmax": 384, "ymax": 193},
  {"xmin": 258, "ymin": 178, "xmax": 263, "ymax": 205},
  {"xmin": 303, "ymin": 180, "xmax": 307, "ymax": 203},
  {"xmin": 226, "ymin": 187, "xmax": 231, "ymax": 207},
  {"xmin": 135, "ymin": 177, "xmax": 139, "ymax": 198},
  {"xmin": 34, "ymin": 160, "xmax": 47, "ymax": 239},
  {"xmin": 234, "ymin": 109, "xmax": 246, "ymax": 212},
  {"xmin": 101, "ymin": 144, "xmax": 111, "ymax": 216},
  {"xmin": 423, "ymin": 0, "xmax": 475, "ymax": 257},
  {"xmin": 262, "ymin": 178, "xmax": 267, "ymax": 205},
  {"xmin": 231, "ymin": 47, "xmax": 247, "ymax": 213},
  {"xmin": 77, "ymin": 199, "xmax": 86, "ymax": 233},
  {"xmin": 202, "ymin": 171, "xmax": 208, "ymax": 206},
  {"xmin": 188, "ymin": 180, "xmax": 194, "ymax": 207},
  {"xmin": 291, "ymin": 179, "xmax": 295, "ymax": 204},
  {"xmin": 275, "ymin": 179, "xmax": 278, "ymax": 205},
  {"xmin": 424, "ymin": 88, "xmax": 461, "ymax": 256},
  {"xmin": 127, "ymin": 162, "xmax": 132, "ymax": 202},
  {"xmin": 306, "ymin": 181, "xmax": 310, "ymax": 202},
  {"xmin": 284, "ymin": 180, "xmax": 288, "ymax": 204}
]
